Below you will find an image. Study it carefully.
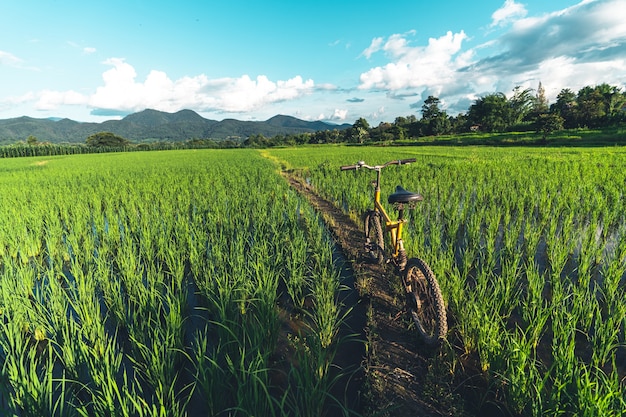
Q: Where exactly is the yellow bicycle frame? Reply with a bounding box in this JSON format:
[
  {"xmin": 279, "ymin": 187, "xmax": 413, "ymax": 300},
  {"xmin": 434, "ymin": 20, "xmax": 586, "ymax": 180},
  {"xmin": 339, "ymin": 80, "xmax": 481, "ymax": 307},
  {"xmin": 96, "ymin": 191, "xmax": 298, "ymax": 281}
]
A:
[{"xmin": 373, "ymin": 181, "xmax": 406, "ymax": 260}]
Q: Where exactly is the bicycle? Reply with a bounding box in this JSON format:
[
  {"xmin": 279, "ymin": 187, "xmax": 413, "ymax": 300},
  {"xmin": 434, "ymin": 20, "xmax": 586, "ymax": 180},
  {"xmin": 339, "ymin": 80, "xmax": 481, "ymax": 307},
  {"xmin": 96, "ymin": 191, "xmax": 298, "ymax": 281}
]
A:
[{"xmin": 340, "ymin": 159, "xmax": 447, "ymax": 345}]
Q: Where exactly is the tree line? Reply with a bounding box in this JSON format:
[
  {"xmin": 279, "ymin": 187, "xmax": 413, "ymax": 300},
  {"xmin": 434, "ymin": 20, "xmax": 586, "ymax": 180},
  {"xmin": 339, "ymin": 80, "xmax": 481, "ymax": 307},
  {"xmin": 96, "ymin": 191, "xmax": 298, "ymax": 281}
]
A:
[
  {"xmin": 0, "ymin": 135, "xmax": 241, "ymax": 159},
  {"xmin": 244, "ymin": 82, "xmax": 626, "ymax": 147}
]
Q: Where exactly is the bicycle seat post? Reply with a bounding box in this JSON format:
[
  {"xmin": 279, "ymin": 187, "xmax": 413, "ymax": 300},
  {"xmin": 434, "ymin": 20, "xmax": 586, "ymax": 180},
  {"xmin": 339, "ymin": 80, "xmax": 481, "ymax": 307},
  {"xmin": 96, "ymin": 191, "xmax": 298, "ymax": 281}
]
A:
[{"xmin": 396, "ymin": 203, "xmax": 405, "ymax": 220}]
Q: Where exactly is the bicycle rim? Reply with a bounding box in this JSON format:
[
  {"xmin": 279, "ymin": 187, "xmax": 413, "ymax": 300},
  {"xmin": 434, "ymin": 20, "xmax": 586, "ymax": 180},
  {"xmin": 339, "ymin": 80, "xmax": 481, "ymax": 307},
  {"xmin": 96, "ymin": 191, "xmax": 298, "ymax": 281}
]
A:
[
  {"xmin": 364, "ymin": 211, "xmax": 384, "ymax": 264},
  {"xmin": 404, "ymin": 258, "xmax": 447, "ymax": 345}
]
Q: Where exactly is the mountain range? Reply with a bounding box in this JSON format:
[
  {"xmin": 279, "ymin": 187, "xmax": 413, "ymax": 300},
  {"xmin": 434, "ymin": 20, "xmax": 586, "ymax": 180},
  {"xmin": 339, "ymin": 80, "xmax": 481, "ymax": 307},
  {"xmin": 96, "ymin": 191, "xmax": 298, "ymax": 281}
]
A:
[{"xmin": 0, "ymin": 109, "xmax": 352, "ymax": 145}]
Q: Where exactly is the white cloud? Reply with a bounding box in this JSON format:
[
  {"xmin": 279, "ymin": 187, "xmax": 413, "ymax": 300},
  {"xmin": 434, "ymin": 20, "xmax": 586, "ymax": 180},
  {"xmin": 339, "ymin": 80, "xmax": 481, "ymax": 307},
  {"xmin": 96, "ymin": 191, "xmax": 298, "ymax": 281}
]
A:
[
  {"xmin": 361, "ymin": 37, "xmax": 384, "ymax": 59},
  {"xmin": 359, "ymin": 31, "xmax": 468, "ymax": 91},
  {"xmin": 316, "ymin": 83, "xmax": 337, "ymax": 91},
  {"xmin": 0, "ymin": 50, "xmax": 23, "ymax": 67},
  {"xmin": 16, "ymin": 57, "xmax": 315, "ymax": 117},
  {"xmin": 503, "ymin": 56, "xmax": 626, "ymax": 103},
  {"xmin": 67, "ymin": 41, "xmax": 97, "ymax": 55},
  {"xmin": 311, "ymin": 108, "xmax": 348, "ymax": 122},
  {"xmin": 36, "ymin": 90, "xmax": 87, "ymax": 110},
  {"xmin": 85, "ymin": 58, "xmax": 314, "ymax": 115},
  {"xmin": 0, "ymin": 92, "xmax": 35, "ymax": 112},
  {"xmin": 491, "ymin": 0, "xmax": 527, "ymax": 27},
  {"xmin": 331, "ymin": 108, "xmax": 348, "ymax": 121},
  {"xmin": 369, "ymin": 106, "xmax": 386, "ymax": 121},
  {"xmin": 200, "ymin": 74, "xmax": 314, "ymax": 113}
]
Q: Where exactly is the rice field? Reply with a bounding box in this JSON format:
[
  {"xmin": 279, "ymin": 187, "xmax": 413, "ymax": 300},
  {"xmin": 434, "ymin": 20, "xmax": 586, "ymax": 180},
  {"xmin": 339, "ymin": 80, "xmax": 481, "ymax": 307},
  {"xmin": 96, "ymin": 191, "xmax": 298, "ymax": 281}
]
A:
[
  {"xmin": 0, "ymin": 150, "xmax": 351, "ymax": 416},
  {"xmin": 267, "ymin": 145, "xmax": 626, "ymax": 416},
  {"xmin": 2, "ymin": 145, "xmax": 626, "ymax": 416}
]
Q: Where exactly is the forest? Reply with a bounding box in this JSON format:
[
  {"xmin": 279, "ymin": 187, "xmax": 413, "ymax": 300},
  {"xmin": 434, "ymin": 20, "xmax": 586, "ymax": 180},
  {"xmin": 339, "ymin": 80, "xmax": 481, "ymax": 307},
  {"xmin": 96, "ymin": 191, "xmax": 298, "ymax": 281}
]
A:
[{"xmin": 244, "ymin": 82, "xmax": 626, "ymax": 147}]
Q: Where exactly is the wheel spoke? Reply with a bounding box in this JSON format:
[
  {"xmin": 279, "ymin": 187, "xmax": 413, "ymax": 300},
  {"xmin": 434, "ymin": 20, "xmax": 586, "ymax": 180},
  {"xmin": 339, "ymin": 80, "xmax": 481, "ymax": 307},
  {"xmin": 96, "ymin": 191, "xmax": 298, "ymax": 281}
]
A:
[
  {"xmin": 404, "ymin": 258, "xmax": 447, "ymax": 345},
  {"xmin": 364, "ymin": 212, "xmax": 384, "ymax": 264}
]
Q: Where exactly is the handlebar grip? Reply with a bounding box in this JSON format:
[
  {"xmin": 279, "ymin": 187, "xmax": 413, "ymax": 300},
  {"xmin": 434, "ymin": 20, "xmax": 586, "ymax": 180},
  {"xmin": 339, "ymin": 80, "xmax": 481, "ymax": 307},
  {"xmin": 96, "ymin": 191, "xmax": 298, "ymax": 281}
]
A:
[
  {"xmin": 340, "ymin": 165, "xmax": 358, "ymax": 171},
  {"xmin": 399, "ymin": 158, "xmax": 416, "ymax": 164}
]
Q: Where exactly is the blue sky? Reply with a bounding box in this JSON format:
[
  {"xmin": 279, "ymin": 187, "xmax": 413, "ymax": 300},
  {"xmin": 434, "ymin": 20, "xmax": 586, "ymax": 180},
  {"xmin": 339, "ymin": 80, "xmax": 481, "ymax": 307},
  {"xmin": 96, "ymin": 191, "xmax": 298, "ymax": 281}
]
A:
[{"xmin": 1, "ymin": 0, "xmax": 625, "ymax": 124}]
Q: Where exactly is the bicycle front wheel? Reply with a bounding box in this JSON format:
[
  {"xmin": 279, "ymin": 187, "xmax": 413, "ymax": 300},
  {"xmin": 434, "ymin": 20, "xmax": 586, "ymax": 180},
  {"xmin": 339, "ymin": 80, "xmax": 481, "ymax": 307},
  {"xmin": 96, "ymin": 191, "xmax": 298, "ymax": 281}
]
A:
[
  {"xmin": 404, "ymin": 258, "xmax": 447, "ymax": 345},
  {"xmin": 364, "ymin": 210, "xmax": 384, "ymax": 265}
]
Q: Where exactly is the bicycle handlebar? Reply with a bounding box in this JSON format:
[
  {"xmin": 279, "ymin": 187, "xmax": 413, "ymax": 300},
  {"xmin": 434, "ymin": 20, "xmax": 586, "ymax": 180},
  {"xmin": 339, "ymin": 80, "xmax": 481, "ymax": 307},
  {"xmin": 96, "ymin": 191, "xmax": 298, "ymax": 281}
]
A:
[
  {"xmin": 340, "ymin": 164, "xmax": 359, "ymax": 171},
  {"xmin": 340, "ymin": 158, "xmax": 416, "ymax": 171}
]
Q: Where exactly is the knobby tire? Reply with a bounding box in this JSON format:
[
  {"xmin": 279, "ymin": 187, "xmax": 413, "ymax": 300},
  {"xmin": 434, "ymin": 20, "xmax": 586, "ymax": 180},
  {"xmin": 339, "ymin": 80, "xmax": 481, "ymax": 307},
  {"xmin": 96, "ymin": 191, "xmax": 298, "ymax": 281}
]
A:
[
  {"xmin": 404, "ymin": 258, "xmax": 447, "ymax": 345},
  {"xmin": 364, "ymin": 211, "xmax": 384, "ymax": 265}
]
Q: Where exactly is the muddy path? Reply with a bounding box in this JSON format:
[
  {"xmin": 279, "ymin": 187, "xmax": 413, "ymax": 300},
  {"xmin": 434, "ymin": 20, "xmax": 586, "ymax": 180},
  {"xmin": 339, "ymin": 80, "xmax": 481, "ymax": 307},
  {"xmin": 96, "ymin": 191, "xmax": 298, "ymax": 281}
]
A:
[{"xmin": 284, "ymin": 172, "xmax": 460, "ymax": 417}]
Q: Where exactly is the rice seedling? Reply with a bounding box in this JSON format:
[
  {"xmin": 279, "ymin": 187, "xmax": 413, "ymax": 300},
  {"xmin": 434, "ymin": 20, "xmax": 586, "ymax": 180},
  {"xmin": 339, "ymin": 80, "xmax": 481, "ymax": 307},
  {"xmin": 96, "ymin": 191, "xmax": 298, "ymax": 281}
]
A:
[
  {"xmin": 268, "ymin": 144, "xmax": 626, "ymax": 415},
  {"xmin": 0, "ymin": 150, "xmax": 351, "ymax": 416}
]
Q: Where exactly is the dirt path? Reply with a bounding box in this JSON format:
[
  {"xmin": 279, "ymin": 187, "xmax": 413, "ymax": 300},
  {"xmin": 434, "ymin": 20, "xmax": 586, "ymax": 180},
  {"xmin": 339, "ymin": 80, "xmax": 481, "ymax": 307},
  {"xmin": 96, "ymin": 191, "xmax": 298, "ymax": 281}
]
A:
[{"xmin": 284, "ymin": 172, "xmax": 456, "ymax": 417}]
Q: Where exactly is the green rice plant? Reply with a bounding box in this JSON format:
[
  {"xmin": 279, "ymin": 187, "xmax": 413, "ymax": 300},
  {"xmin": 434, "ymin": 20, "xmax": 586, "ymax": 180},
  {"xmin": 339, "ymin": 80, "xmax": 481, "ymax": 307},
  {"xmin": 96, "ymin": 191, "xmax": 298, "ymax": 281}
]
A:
[
  {"xmin": 223, "ymin": 345, "xmax": 277, "ymax": 417},
  {"xmin": 75, "ymin": 332, "xmax": 135, "ymax": 417},
  {"xmin": 573, "ymin": 363, "xmax": 625, "ymax": 417},
  {"xmin": 284, "ymin": 333, "xmax": 346, "ymax": 417},
  {"xmin": 5, "ymin": 145, "xmax": 623, "ymax": 415},
  {"xmin": 0, "ymin": 311, "xmax": 60, "ymax": 416},
  {"xmin": 0, "ymin": 150, "xmax": 354, "ymax": 415},
  {"xmin": 269, "ymin": 145, "xmax": 626, "ymax": 415},
  {"xmin": 308, "ymin": 247, "xmax": 342, "ymax": 350},
  {"xmin": 190, "ymin": 326, "xmax": 228, "ymax": 416},
  {"xmin": 284, "ymin": 232, "xmax": 309, "ymax": 310},
  {"xmin": 521, "ymin": 263, "xmax": 551, "ymax": 350},
  {"xmin": 500, "ymin": 327, "xmax": 546, "ymax": 416}
]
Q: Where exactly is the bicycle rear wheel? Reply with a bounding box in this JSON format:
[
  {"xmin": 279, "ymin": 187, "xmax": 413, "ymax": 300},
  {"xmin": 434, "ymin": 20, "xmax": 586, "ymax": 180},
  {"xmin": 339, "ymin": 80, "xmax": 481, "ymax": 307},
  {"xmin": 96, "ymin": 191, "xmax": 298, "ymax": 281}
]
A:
[
  {"xmin": 364, "ymin": 210, "xmax": 384, "ymax": 265},
  {"xmin": 404, "ymin": 258, "xmax": 447, "ymax": 345}
]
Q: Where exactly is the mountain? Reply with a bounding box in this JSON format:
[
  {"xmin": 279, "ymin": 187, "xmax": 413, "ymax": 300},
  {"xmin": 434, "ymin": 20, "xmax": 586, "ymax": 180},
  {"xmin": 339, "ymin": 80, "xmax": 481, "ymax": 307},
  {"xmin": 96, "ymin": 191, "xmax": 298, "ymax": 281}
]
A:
[{"xmin": 0, "ymin": 109, "xmax": 351, "ymax": 145}]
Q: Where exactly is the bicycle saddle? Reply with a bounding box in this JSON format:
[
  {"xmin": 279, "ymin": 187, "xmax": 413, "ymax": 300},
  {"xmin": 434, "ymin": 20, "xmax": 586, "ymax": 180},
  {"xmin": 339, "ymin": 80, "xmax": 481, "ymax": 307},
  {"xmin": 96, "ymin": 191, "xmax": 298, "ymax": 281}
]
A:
[{"xmin": 388, "ymin": 185, "xmax": 423, "ymax": 204}]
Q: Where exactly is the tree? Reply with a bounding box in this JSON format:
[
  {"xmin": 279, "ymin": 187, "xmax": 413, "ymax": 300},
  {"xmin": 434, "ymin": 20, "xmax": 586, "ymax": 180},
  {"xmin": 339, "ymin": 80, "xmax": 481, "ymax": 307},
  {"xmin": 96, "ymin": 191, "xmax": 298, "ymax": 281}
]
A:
[
  {"xmin": 369, "ymin": 122, "xmax": 392, "ymax": 142},
  {"xmin": 551, "ymin": 84, "xmax": 625, "ymax": 128},
  {"xmin": 86, "ymin": 132, "xmax": 130, "ymax": 147},
  {"xmin": 508, "ymin": 86, "xmax": 534, "ymax": 126},
  {"xmin": 421, "ymin": 96, "xmax": 451, "ymax": 136},
  {"xmin": 595, "ymin": 83, "xmax": 626, "ymax": 124},
  {"xmin": 450, "ymin": 113, "xmax": 468, "ymax": 133},
  {"xmin": 552, "ymin": 88, "xmax": 578, "ymax": 128},
  {"xmin": 529, "ymin": 82, "xmax": 549, "ymax": 122},
  {"xmin": 421, "ymin": 96, "xmax": 443, "ymax": 120},
  {"xmin": 349, "ymin": 118, "xmax": 370, "ymax": 143},
  {"xmin": 243, "ymin": 133, "xmax": 268, "ymax": 147},
  {"xmin": 468, "ymin": 93, "xmax": 511, "ymax": 132},
  {"xmin": 536, "ymin": 113, "xmax": 564, "ymax": 142},
  {"xmin": 353, "ymin": 117, "xmax": 370, "ymax": 131},
  {"xmin": 577, "ymin": 86, "xmax": 606, "ymax": 128},
  {"xmin": 26, "ymin": 135, "xmax": 38, "ymax": 146}
]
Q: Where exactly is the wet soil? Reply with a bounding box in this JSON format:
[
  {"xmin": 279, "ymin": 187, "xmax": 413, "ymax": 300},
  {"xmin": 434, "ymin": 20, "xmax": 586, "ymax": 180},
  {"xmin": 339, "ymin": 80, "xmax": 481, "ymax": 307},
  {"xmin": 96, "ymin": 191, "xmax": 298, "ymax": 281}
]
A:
[{"xmin": 284, "ymin": 172, "xmax": 456, "ymax": 417}]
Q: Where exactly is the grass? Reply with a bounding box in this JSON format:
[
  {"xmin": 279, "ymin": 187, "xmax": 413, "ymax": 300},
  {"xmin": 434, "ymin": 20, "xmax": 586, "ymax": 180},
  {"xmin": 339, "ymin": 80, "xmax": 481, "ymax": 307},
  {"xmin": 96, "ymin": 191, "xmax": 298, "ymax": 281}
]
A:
[
  {"xmin": 267, "ymin": 144, "xmax": 626, "ymax": 416},
  {"xmin": 3, "ymin": 142, "xmax": 626, "ymax": 416},
  {"xmin": 0, "ymin": 150, "xmax": 353, "ymax": 416},
  {"xmin": 390, "ymin": 126, "xmax": 626, "ymax": 147}
]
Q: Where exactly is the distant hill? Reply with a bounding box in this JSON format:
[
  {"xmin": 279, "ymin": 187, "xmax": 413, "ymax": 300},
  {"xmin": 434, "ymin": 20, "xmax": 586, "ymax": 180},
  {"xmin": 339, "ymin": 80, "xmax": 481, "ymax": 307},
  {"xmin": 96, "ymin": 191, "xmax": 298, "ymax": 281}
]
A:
[{"xmin": 0, "ymin": 109, "xmax": 352, "ymax": 144}]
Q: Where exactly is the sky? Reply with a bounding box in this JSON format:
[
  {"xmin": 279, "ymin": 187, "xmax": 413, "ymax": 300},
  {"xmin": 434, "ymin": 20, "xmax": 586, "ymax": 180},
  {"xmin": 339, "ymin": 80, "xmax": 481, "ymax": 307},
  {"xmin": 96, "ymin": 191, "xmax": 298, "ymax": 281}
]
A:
[{"xmin": 1, "ymin": 0, "xmax": 625, "ymax": 125}]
